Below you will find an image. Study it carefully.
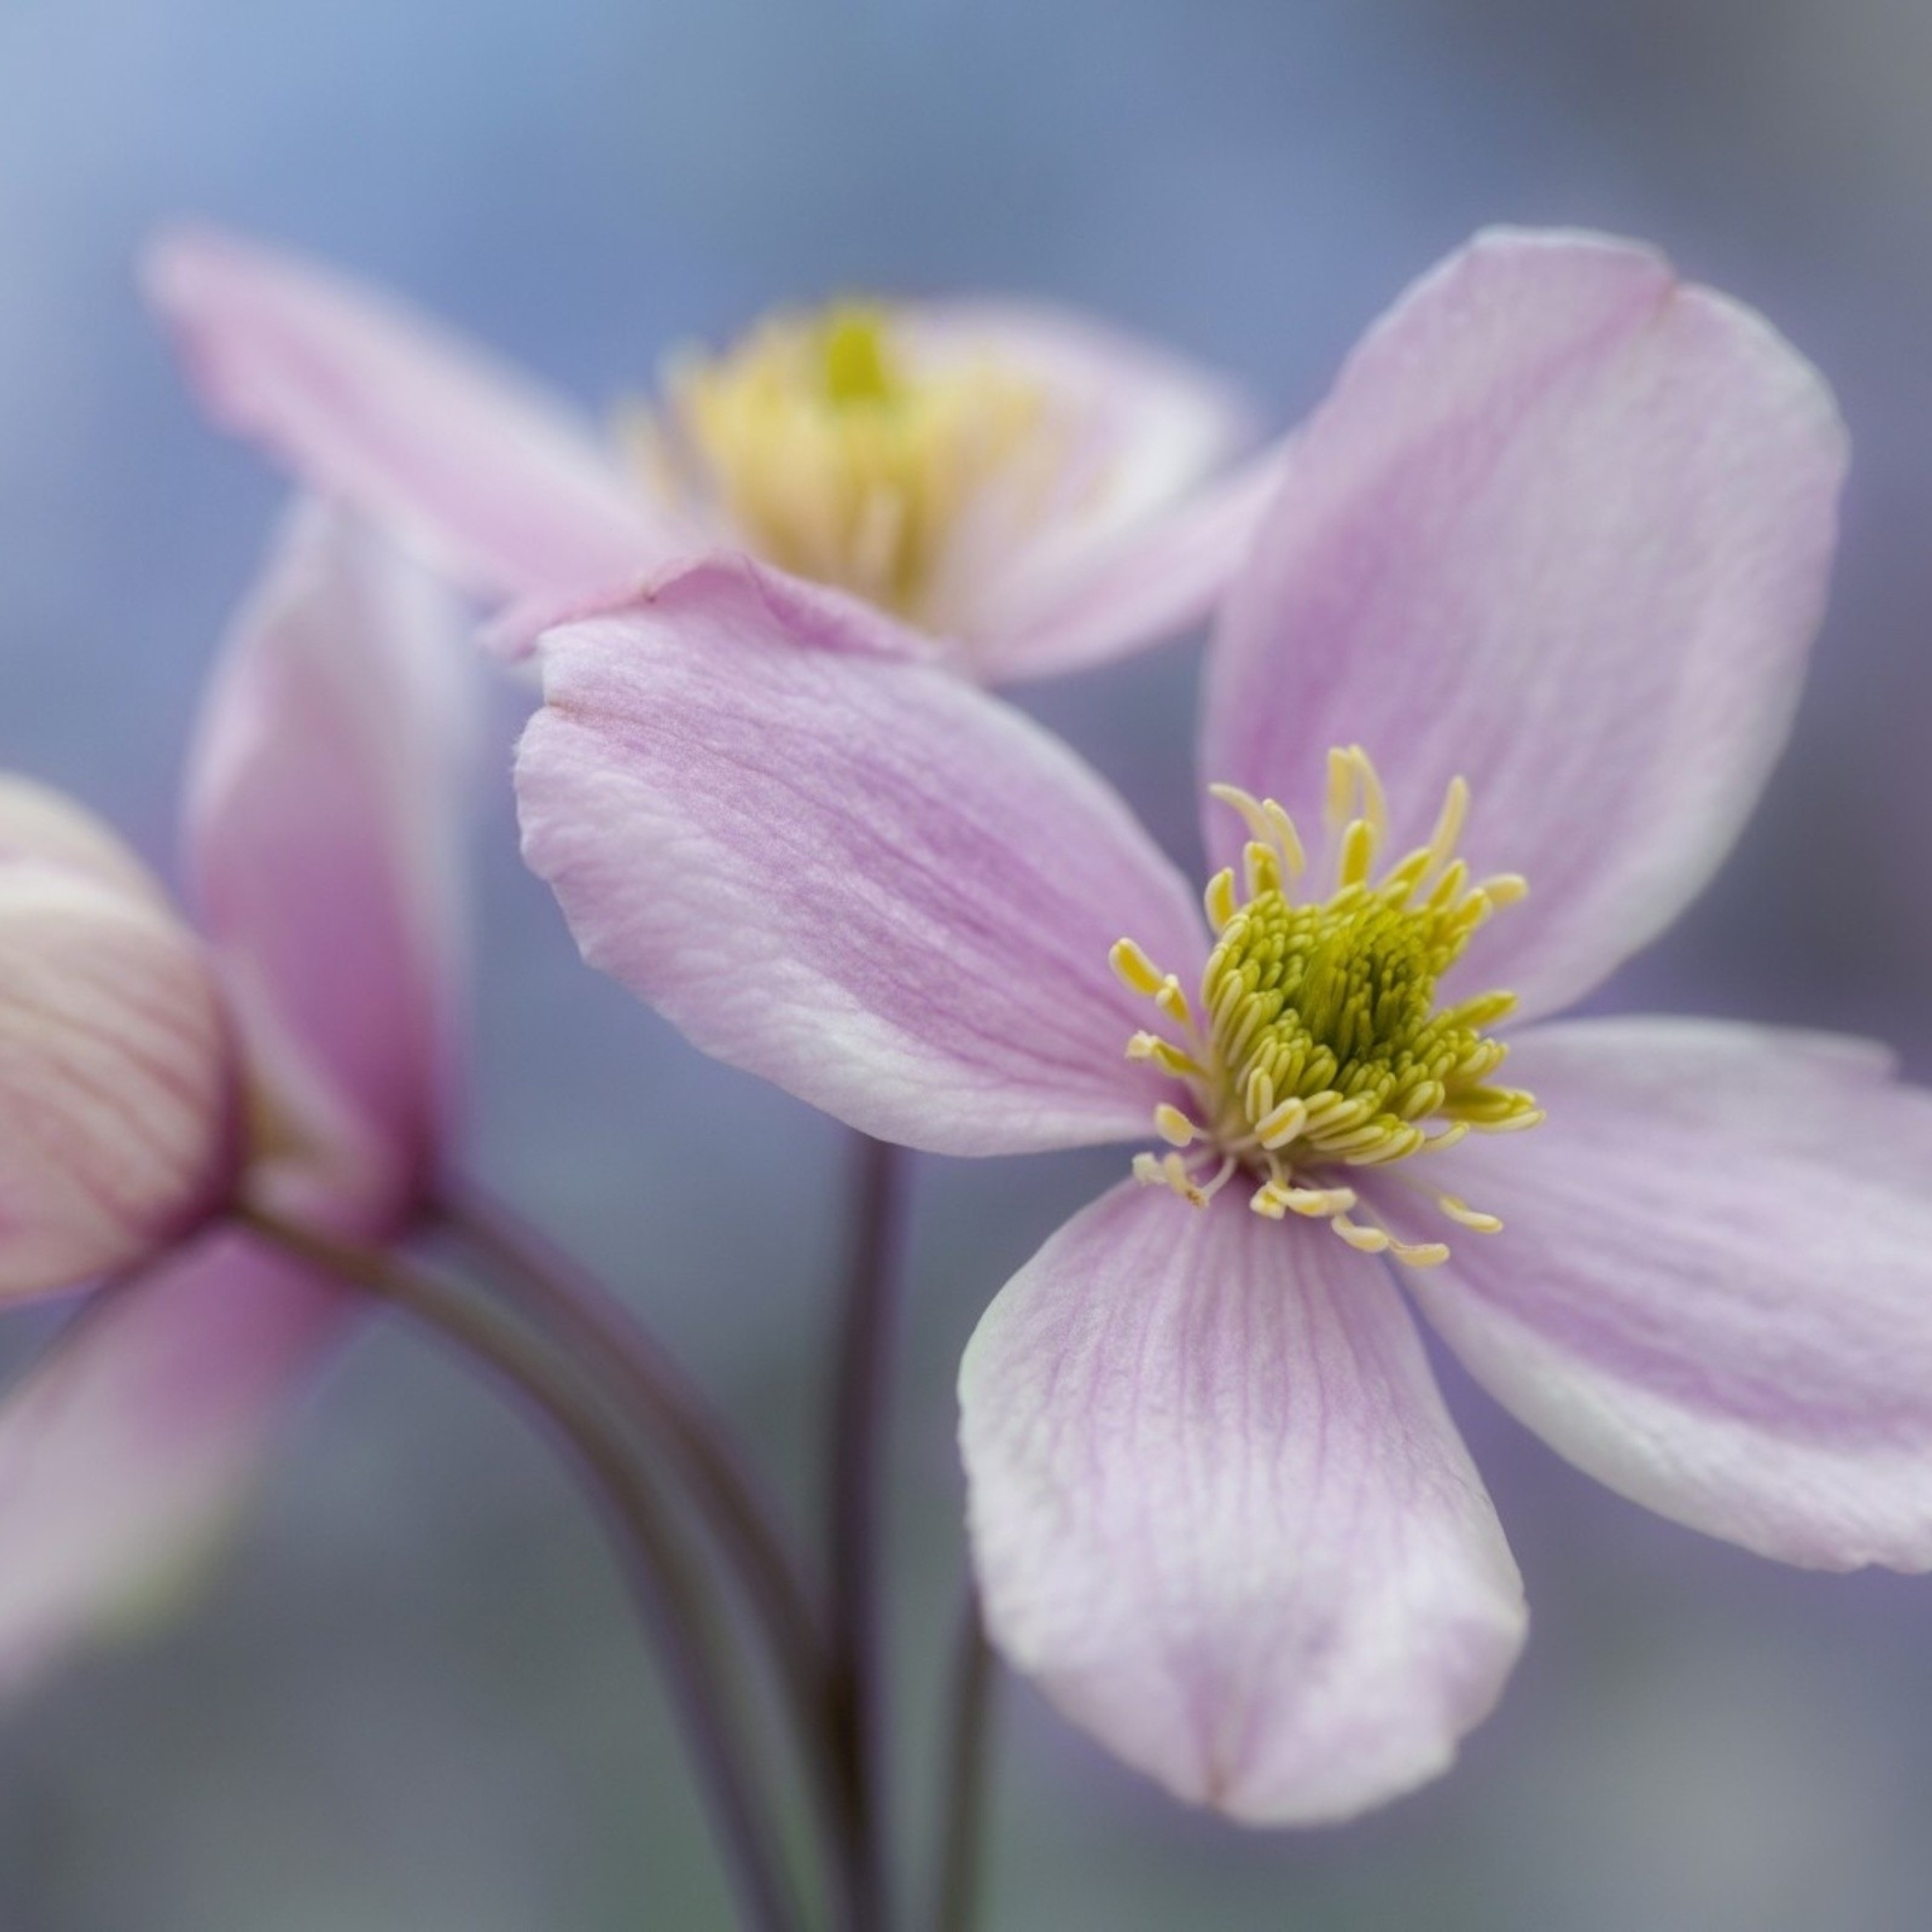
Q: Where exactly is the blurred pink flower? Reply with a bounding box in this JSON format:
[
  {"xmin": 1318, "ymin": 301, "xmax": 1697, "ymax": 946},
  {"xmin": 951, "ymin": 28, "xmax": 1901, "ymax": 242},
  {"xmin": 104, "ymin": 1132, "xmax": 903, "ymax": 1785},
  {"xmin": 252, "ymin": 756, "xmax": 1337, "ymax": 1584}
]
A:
[
  {"xmin": 143, "ymin": 225, "xmax": 1283, "ymax": 681},
  {"xmin": 0, "ymin": 501, "xmax": 472, "ymax": 1681},
  {"xmin": 512, "ymin": 229, "xmax": 1924, "ymax": 1824}
]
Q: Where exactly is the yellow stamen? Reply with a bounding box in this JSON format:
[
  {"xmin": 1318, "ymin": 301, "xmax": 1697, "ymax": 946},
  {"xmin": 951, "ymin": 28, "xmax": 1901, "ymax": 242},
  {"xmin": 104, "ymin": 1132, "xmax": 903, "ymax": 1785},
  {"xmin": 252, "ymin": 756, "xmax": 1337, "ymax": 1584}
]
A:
[
  {"xmin": 629, "ymin": 300, "xmax": 1051, "ymax": 624},
  {"xmin": 1114, "ymin": 750, "xmax": 1542, "ymax": 1264}
]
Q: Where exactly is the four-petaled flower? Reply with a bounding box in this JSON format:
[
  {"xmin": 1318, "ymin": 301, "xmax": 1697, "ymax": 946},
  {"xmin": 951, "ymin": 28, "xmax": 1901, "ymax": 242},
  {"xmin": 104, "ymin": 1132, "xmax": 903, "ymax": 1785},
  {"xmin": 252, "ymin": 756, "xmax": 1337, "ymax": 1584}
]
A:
[
  {"xmin": 513, "ymin": 229, "xmax": 1932, "ymax": 1824},
  {"xmin": 146, "ymin": 226, "xmax": 1283, "ymax": 682},
  {"xmin": 0, "ymin": 503, "xmax": 472, "ymax": 1682}
]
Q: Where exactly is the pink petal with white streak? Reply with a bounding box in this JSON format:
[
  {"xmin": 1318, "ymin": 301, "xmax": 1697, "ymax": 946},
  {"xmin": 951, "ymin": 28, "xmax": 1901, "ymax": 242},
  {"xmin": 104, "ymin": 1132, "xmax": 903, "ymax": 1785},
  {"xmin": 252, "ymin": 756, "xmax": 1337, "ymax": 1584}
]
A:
[
  {"xmin": 146, "ymin": 225, "xmax": 686, "ymax": 601},
  {"xmin": 1202, "ymin": 227, "xmax": 1846, "ymax": 1022},
  {"xmin": 1394, "ymin": 1017, "xmax": 1932, "ymax": 1570},
  {"xmin": 961, "ymin": 1181, "xmax": 1526, "ymax": 1824},
  {"xmin": 517, "ymin": 554, "xmax": 1205, "ymax": 1154}
]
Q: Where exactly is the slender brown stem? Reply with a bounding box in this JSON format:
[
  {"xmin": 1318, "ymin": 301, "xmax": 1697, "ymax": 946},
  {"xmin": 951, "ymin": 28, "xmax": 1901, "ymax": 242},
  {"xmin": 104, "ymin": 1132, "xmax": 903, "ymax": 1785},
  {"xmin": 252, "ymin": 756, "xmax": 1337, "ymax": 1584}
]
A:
[
  {"xmin": 932, "ymin": 1590, "xmax": 997, "ymax": 1932},
  {"xmin": 826, "ymin": 1135, "xmax": 905, "ymax": 1932},
  {"xmin": 427, "ymin": 1183, "xmax": 857, "ymax": 1927},
  {"xmin": 428, "ymin": 1185, "xmax": 827, "ymax": 1732},
  {"xmin": 235, "ymin": 1203, "xmax": 802, "ymax": 1932}
]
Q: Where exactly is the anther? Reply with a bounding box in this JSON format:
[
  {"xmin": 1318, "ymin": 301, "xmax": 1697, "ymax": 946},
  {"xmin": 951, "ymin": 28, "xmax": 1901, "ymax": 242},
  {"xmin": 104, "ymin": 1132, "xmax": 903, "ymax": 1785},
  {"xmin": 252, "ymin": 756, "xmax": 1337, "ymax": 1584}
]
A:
[
  {"xmin": 1253, "ymin": 1096, "xmax": 1309, "ymax": 1150},
  {"xmin": 1438, "ymin": 1193, "xmax": 1503, "ymax": 1234},
  {"xmin": 1332, "ymin": 1213, "xmax": 1390, "ymax": 1255},
  {"xmin": 1110, "ymin": 938, "xmax": 1168, "ymax": 996}
]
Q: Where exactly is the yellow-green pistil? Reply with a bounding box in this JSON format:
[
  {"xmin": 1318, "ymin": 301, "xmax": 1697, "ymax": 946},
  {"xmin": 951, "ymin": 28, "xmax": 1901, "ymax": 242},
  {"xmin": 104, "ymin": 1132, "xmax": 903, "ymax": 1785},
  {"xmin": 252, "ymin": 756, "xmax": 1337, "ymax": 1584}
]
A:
[
  {"xmin": 631, "ymin": 300, "xmax": 1048, "ymax": 623},
  {"xmin": 1112, "ymin": 747, "xmax": 1542, "ymax": 1267}
]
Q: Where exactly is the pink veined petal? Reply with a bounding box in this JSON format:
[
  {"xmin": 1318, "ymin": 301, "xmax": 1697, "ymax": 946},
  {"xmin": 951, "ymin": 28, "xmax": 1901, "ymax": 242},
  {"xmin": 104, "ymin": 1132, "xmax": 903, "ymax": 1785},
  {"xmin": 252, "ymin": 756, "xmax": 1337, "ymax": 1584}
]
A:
[
  {"xmin": 1385, "ymin": 1017, "xmax": 1932, "ymax": 1571},
  {"xmin": 0, "ymin": 863, "xmax": 235, "ymax": 1303},
  {"xmin": 516, "ymin": 554, "xmax": 1206, "ymax": 1156},
  {"xmin": 965, "ymin": 444, "xmax": 1289, "ymax": 684},
  {"xmin": 145, "ymin": 225, "xmax": 689, "ymax": 602},
  {"xmin": 0, "ymin": 1233, "xmax": 343, "ymax": 1687},
  {"xmin": 959, "ymin": 1179, "xmax": 1527, "ymax": 1825},
  {"xmin": 1201, "ymin": 227, "xmax": 1847, "ymax": 1023},
  {"xmin": 482, "ymin": 544, "xmax": 948, "ymax": 669},
  {"xmin": 185, "ymin": 501, "xmax": 474, "ymax": 1225}
]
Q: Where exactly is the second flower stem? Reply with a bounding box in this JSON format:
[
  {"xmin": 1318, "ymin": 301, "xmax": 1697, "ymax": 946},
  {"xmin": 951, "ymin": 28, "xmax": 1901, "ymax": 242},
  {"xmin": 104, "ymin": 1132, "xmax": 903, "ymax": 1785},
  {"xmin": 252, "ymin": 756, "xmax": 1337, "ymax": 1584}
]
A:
[
  {"xmin": 235, "ymin": 1202, "xmax": 802, "ymax": 1932},
  {"xmin": 827, "ymin": 1135, "xmax": 906, "ymax": 1932}
]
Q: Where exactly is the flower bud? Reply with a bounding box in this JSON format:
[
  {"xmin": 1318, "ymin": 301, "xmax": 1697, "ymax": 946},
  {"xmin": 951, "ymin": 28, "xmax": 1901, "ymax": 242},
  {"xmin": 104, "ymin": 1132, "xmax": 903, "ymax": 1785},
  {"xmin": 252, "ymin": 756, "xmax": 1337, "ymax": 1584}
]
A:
[{"xmin": 0, "ymin": 780, "xmax": 236, "ymax": 1299}]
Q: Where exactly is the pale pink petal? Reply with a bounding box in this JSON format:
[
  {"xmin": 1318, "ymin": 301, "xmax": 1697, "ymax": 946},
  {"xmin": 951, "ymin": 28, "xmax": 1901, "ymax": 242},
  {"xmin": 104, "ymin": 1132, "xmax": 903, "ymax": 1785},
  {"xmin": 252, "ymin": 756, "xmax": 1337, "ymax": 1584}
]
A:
[
  {"xmin": 487, "ymin": 544, "xmax": 944, "ymax": 670},
  {"xmin": 0, "ymin": 1234, "xmax": 343, "ymax": 1686},
  {"xmin": 146, "ymin": 225, "xmax": 687, "ymax": 601},
  {"xmin": 517, "ymin": 555, "xmax": 1205, "ymax": 1154},
  {"xmin": 905, "ymin": 297, "xmax": 1253, "ymax": 543},
  {"xmin": 965, "ymin": 445, "xmax": 1288, "ymax": 683},
  {"xmin": 1388, "ymin": 1017, "xmax": 1932, "ymax": 1570},
  {"xmin": 959, "ymin": 1181, "xmax": 1526, "ymax": 1824},
  {"xmin": 0, "ymin": 864, "xmax": 235, "ymax": 1302},
  {"xmin": 185, "ymin": 501, "xmax": 474, "ymax": 1224},
  {"xmin": 899, "ymin": 297, "xmax": 1268, "ymax": 678},
  {"xmin": 1201, "ymin": 228, "xmax": 1846, "ymax": 1023}
]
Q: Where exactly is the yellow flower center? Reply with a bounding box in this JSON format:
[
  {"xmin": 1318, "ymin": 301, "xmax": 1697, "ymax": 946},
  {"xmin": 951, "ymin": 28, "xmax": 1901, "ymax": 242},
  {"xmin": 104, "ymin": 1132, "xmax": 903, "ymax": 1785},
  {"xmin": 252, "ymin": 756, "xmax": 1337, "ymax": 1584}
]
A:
[
  {"xmin": 1111, "ymin": 747, "xmax": 1543, "ymax": 1268},
  {"xmin": 629, "ymin": 300, "xmax": 1050, "ymax": 624}
]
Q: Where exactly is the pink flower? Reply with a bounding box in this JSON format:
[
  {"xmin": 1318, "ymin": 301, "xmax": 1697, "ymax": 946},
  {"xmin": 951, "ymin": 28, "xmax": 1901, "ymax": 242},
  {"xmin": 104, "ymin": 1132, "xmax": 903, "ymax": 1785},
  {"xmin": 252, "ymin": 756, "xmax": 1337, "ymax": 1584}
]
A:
[
  {"xmin": 143, "ymin": 225, "xmax": 1282, "ymax": 680},
  {"xmin": 511, "ymin": 229, "xmax": 1912, "ymax": 1824},
  {"xmin": 0, "ymin": 501, "xmax": 470, "ymax": 1680}
]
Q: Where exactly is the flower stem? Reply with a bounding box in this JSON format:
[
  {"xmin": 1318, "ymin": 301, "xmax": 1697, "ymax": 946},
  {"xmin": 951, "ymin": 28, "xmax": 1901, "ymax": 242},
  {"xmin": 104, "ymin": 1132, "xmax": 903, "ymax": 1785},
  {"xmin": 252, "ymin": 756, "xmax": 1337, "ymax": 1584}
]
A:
[
  {"xmin": 427, "ymin": 1185, "xmax": 828, "ymax": 1747},
  {"xmin": 932, "ymin": 1589, "xmax": 997, "ymax": 1932},
  {"xmin": 235, "ymin": 1202, "xmax": 803, "ymax": 1932},
  {"xmin": 826, "ymin": 1135, "xmax": 905, "ymax": 1932}
]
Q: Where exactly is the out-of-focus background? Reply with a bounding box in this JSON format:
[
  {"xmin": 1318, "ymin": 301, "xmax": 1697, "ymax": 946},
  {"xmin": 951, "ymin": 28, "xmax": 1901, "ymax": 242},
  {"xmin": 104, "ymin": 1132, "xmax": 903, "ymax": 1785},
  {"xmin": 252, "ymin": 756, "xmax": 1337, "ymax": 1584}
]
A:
[{"xmin": 3, "ymin": 1, "xmax": 1931, "ymax": 1926}]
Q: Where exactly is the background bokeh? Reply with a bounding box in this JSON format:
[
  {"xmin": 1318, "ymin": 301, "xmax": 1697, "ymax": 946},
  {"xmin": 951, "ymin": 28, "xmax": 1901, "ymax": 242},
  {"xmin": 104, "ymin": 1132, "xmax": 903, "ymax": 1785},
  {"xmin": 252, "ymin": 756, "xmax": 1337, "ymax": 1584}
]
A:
[{"xmin": 3, "ymin": 1, "xmax": 1931, "ymax": 1925}]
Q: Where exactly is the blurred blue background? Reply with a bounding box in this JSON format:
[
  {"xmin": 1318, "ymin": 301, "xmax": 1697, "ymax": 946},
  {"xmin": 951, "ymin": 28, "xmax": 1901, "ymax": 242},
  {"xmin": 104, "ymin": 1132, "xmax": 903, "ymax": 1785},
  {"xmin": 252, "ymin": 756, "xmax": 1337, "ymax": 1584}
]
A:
[{"xmin": 3, "ymin": 0, "xmax": 1931, "ymax": 1925}]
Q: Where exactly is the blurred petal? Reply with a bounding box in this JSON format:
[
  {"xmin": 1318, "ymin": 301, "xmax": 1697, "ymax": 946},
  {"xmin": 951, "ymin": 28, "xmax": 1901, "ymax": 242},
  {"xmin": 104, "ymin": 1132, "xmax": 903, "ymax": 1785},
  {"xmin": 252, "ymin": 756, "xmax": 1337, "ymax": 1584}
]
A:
[
  {"xmin": 185, "ymin": 501, "xmax": 474, "ymax": 1222},
  {"xmin": 967, "ymin": 446, "xmax": 1287, "ymax": 683},
  {"xmin": 517, "ymin": 554, "xmax": 1205, "ymax": 1154},
  {"xmin": 146, "ymin": 225, "xmax": 683, "ymax": 600},
  {"xmin": 1393, "ymin": 1018, "xmax": 1932, "ymax": 1570},
  {"xmin": 960, "ymin": 1181, "xmax": 1526, "ymax": 1824},
  {"xmin": 901, "ymin": 297, "xmax": 1264, "ymax": 678},
  {"xmin": 0, "ymin": 865, "xmax": 234, "ymax": 1302},
  {"xmin": 907, "ymin": 296, "xmax": 1253, "ymax": 541},
  {"xmin": 1202, "ymin": 228, "xmax": 1846, "ymax": 1021},
  {"xmin": 0, "ymin": 1234, "xmax": 342, "ymax": 1686}
]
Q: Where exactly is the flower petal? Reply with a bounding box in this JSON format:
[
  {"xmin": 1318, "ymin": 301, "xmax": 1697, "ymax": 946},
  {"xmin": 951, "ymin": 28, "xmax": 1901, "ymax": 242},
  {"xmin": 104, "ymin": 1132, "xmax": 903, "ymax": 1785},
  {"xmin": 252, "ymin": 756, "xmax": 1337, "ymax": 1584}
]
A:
[
  {"xmin": 965, "ymin": 446, "xmax": 1288, "ymax": 684},
  {"xmin": 185, "ymin": 501, "xmax": 474, "ymax": 1224},
  {"xmin": 1391, "ymin": 1017, "xmax": 1932, "ymax": 1570},
  {"xmin": 900, "ymin": 297, "xmax": 1268, "ymax": 679},
  {"xmin": 145, "ymin": 225, "xmax": 685, "ymax": 601},
  {"xmin": 0, "ymin": 1234, "xmax": 343, "ymax": 1686},
  {"xmin": 959, "ymin": 1180, "xmax": 1526, "ymax": 1824},
  {"xmin": 907, "ymin": 297, "xmax": 1254, "ymax": 544},
  {"xmin": 0, "ymin": 862, "xmax": 235, "ymax": 1302},
  {"xmin": 1201, "ymin": 228, "xmax": 1846, "ymax": 1021},
  {"xmin": 516, "ymin": 554, "xmax": 1205, "ymax": 1154}
]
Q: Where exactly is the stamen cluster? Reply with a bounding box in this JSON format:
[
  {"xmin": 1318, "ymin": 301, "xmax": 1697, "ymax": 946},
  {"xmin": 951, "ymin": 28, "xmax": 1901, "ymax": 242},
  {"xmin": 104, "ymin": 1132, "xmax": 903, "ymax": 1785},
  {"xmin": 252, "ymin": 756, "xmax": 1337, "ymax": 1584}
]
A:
[
  {"xmin": 1112, "ymin": 747, "xmax": 1543, "ymax": 1267},
  {"xmin": 631, "ymin": 302, "xmax": 1048, "ymax": 622}
]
